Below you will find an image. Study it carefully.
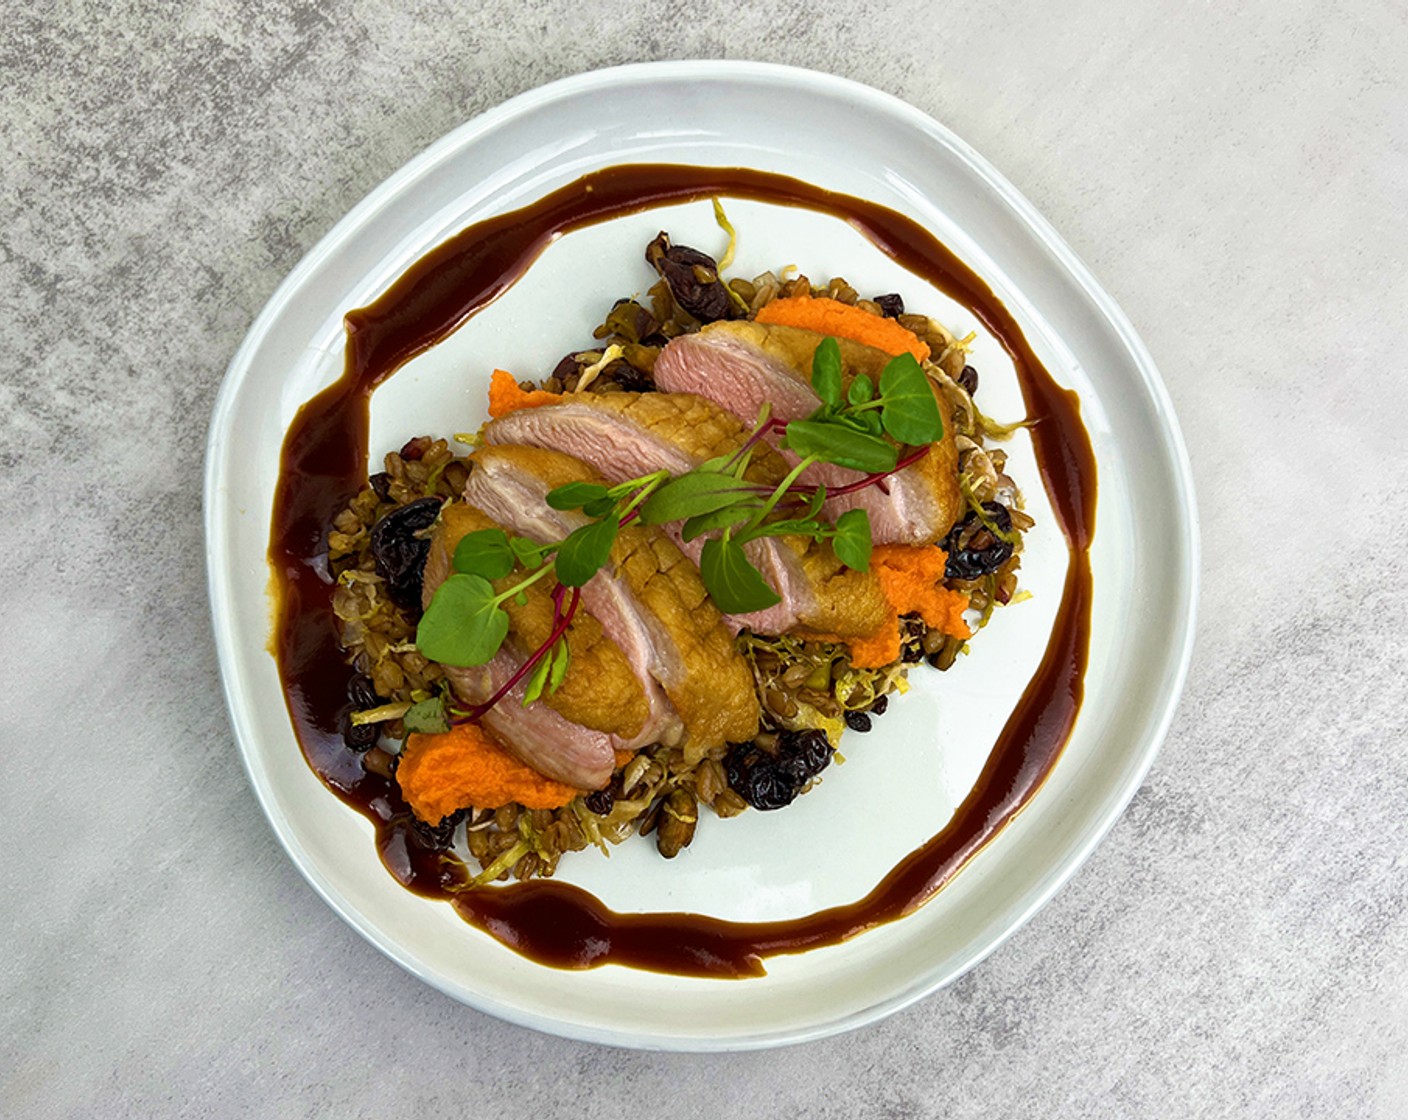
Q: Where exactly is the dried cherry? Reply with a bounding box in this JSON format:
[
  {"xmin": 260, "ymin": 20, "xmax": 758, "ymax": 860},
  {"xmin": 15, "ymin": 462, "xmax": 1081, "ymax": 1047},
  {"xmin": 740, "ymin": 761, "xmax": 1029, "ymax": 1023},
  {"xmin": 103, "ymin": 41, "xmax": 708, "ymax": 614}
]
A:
[
  {"xmin": 943, "ymin": 502, "xmax": 1015, "ymax": 580},
  {"xmin": 369, "ymin": 497, "xmax": 441, "ymax": 614},
  {"xmin": 725, "ymin": 730, "xmax": 834, "ymax": 811},
  {"xmin": 873, "ymin": 292, "xmax": 905, "ymax": 318}
]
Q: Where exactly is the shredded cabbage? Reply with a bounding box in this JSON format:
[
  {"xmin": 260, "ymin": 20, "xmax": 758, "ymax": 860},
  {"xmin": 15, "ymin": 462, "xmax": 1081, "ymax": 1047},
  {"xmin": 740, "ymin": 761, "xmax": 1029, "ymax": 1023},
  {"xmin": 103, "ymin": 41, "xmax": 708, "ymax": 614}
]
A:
[{"xmin": 573, "ymin": 343, "xmax": 625, "ymax": 393}]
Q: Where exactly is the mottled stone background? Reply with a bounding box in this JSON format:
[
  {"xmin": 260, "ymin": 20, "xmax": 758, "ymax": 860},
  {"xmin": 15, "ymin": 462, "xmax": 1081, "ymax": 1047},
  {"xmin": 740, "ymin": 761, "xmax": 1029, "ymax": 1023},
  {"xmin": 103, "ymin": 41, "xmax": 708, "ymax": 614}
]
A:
[{"xmin": 3, "ymin": 1, "xmax": 1405, "ymax": 1116}]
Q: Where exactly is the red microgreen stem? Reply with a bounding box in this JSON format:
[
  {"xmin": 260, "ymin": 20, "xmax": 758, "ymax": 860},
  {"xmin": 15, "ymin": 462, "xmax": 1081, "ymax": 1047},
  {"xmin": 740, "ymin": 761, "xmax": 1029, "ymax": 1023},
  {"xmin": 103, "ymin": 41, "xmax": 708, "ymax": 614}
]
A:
[
  {"xmin": 723, "ymin": 415, "xmax": 789, "ymax": 472},
  {"xmin": 615, "ymin": 471, "xmax": 669, "ymax": 520},
  {"xmin": 453, "ymin": 586, "xmax": 582, "ymax": 724},
  {"xmin": 805, "ymin": 444, "xmax": 931, "ymax": 498},
  {"xmin": 740, "ymin": 453, "xmax": 820, "ymax": 534}
]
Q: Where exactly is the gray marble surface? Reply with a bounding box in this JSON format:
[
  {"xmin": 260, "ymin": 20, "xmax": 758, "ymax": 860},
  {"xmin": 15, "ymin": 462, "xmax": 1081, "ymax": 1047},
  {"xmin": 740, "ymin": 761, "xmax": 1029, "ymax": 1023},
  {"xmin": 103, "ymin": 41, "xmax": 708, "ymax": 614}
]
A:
[{"xmin": 3, "ymin": 1, "xmax": 1405, "ymax": 1116}]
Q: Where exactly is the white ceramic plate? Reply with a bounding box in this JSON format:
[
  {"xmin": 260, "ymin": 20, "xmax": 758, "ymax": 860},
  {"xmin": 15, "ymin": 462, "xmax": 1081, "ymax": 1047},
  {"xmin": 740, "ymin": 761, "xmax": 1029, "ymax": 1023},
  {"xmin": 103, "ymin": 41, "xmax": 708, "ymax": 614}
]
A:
[{"xmin": 205, "ymin": 62, "xmax": 1197, "ymax": 1050}]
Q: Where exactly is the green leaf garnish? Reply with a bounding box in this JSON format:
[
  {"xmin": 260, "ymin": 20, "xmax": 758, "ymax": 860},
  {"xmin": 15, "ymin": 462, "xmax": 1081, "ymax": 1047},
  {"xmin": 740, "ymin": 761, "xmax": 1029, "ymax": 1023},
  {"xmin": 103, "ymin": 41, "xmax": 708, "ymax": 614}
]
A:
[
  {"xmin": 522, "ymin": 654, "xmax": 553, "ymax": 706},
  {"xmin": 847, "ymin": 373, "xmax": 875, "ymax": 406},
  {"xmin": 878, "ymin": 353, "xmax": 944, "ymax": 445},
  {"xmin": 582, "ymin": 496, "xmax": 617, "ymax": 518},
  {"xmin": 831, "ymin": 509, "xmax": 873, "ymax": 572},
  {"xmin": 547, "ymin": 481, "xmax": 611, "ymax": 511},
  {"xmin": 639, "ymin": 471, "xmax": 761, "ymax": 524},
  {"xmin": 554, "ymin": 516, "xmax": 619, "ymax": 586},
  {"xmin": 699, "ymin": 536, "xmax": 782, "ymax": 613},
  {"xmin": 548, "ymin": 640, "xmax": 570, "ymax": 692},
  {"xmin": 696, "ymin": 453, "xmax": 735, "ymax": 474},
  {"xmin": 680, "ymin": 501, "xmax": 767, "ymax": 542},
  {"xmin": 784, "ymin": 419, "xmax": 898, "ymax": 474},
  {"xmin": 453, "ymin": 529, "xmax": 514, "ymax": 580},
  {"xmin": 415, "ymin": 573, "xmax": 511, "ymax": 667},
  {"xmin": 738, "ymin": 517, "xmax": 824, "ymax": 540},
  {"xmin": 508, "ymin": 536, "xmax": 546, "ymax": 568},
  {"xmin": 403, "ymin": 696, "xmax": 450, "ymax": 734},
  {"xmin": 810, "ymin": 336, "xmax": 843, "ymax": 408}
]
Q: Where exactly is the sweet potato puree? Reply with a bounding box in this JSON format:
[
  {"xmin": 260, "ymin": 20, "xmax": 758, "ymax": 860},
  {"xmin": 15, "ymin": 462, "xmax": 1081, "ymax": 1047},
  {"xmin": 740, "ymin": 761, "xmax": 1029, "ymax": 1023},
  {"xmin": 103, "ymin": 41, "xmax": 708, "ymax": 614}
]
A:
[
  {"xmin": 755, "ymin": 296, "xmax": 931, "ymax": 361},
  {"xmin": 398, "ymin": 723, "xmax": 579, "ymax": 818}
]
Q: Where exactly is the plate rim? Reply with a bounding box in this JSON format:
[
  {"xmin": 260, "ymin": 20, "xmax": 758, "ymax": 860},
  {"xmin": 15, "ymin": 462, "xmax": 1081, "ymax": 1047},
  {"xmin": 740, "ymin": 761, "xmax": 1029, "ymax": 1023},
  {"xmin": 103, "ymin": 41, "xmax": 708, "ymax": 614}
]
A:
[{"xmin": 204, "ymin": 59, "xmax": 1200, "ymax": 1051}]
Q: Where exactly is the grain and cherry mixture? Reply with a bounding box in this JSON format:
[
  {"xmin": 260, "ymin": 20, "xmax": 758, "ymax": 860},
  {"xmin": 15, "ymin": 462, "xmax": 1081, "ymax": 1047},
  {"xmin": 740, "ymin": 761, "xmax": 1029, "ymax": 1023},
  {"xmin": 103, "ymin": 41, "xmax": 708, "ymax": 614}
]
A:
[{"xmin": 326, "ymin": 237, "xmax": 1030, "ymax": 886}]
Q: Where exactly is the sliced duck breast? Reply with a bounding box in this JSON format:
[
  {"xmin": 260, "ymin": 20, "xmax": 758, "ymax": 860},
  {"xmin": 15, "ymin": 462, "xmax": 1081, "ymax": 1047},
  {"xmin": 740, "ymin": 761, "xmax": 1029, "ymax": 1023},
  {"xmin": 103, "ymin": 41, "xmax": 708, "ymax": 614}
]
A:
[
  {"xmin": 653, "ymin": 320, "xmax": 963, "ymax": 545},
  {"xmin": 466, "ymin": 444, "xmax": 760, "ymax": 756},
  {"xmin": 420, "ymin": 502, "xmax": 657, "ymax": 789},
  {"xmin": 429, "ymin": 649, "xmax": 616, "ymax": 791},
  {"xmin": 485, "ymin": 392, "xmax": 888, "ymax": 638}
]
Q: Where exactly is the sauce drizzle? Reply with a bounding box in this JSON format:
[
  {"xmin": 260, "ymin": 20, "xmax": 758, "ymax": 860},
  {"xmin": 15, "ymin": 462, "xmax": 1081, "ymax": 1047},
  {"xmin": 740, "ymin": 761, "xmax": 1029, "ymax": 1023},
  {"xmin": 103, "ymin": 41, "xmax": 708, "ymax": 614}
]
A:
[{"xmin": 270, "ymin": 164, "xmax": 1097, "ymax": 978}]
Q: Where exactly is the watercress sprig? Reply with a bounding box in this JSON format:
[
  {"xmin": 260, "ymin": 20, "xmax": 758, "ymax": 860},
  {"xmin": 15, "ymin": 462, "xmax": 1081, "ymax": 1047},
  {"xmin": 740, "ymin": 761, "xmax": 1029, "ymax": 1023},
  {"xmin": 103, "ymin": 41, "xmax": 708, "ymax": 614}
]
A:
[{"xmin": 780, "ymin": 337, "xmax": 943, "ymax": 468}]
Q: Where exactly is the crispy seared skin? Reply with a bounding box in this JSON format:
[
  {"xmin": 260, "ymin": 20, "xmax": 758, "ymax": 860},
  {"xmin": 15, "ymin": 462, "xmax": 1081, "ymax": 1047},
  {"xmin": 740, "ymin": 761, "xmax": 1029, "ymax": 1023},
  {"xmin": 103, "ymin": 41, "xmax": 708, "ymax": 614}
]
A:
[
  {"xmin": 611, "ymin": 520, "xmax": 762, "ymax": 753},
  {"xmin": 772, "ymin": 535, "xmax": 887, "ymax": 636},
  {"xmin": 466, "ymin": 445, "xmax": 761, "ymax": 756}
]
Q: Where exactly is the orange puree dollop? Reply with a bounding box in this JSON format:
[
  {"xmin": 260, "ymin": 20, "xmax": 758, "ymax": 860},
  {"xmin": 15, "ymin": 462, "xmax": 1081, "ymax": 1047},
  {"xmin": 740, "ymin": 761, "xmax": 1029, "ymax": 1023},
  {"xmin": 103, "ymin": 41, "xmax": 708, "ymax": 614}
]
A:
[
  {"xmin": 487, "ymin": 368, "xmax": 562, "ymax": 419},
  {"xmin": 837, "ymin": 545, "xmax": 972, "ymax": 669},
  {"xmin": 397, "ymin": 722, "xmax": 579, "ymax": 822},
  {"xmin": 754, "ymin": 296, "xmax": 930, "ymax": 361}
]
